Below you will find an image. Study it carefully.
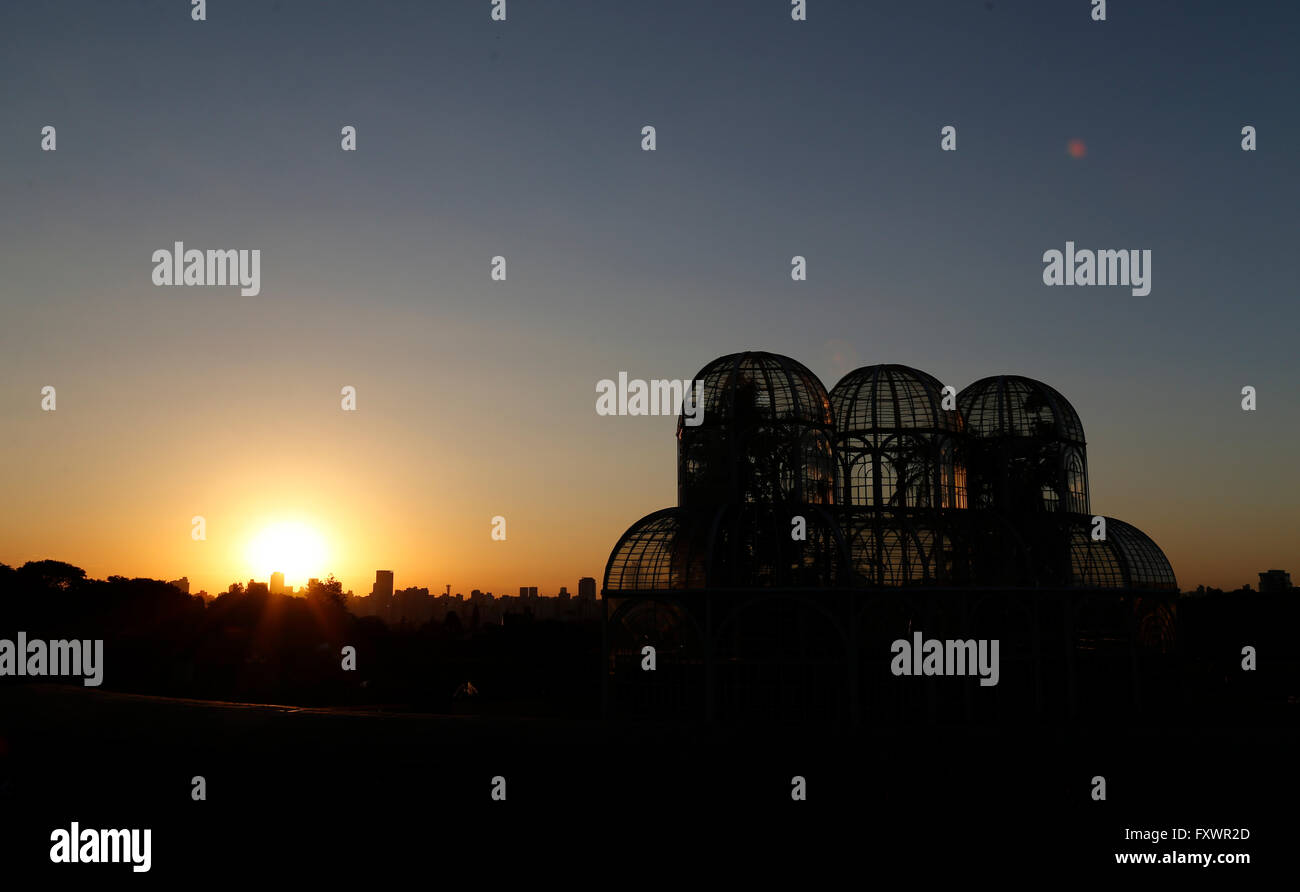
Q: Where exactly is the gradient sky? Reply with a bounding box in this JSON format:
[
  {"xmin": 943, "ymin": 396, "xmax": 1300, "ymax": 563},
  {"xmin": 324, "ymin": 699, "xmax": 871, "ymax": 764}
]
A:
[{"xmin": 1, "ymin": 0, "xmax": 1297, "ymax": 596}]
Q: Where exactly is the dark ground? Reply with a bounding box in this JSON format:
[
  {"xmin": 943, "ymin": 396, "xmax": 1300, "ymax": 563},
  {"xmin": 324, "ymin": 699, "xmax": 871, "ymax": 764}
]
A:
[{"xmin": 0, "ymin": 683, "xmax": 1293, "ymax": 880}]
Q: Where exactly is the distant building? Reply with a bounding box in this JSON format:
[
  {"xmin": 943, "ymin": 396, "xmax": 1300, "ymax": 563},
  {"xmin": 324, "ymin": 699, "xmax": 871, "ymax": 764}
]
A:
[
  {"xmin": 168, "ymin": 577, "xmax": 190, "ymax": 595},
  {"xmin": 578, "ymin": 577, "xmax": 596, "ymax": 601},
  {"xmin": 247, "ymin": 581, "xmax": 269, "ymax": 597},
  {"xmin": 370, "ymin": 570, "xmax": 395, "ymax": 620},
  {"xmin": 396, "ymin": 586, "xmax": 432, "ymax": 624},
  {"xmin": 269, "ymin": 572, "xmax": 285, "ymax": 595},
  {"xmin": 1259, "ymin": 570, "xmax": 1292, "ymax": 593},
  {"xmin": 336, "ymin": 574, "xmax": 592, "ymax": 625}
]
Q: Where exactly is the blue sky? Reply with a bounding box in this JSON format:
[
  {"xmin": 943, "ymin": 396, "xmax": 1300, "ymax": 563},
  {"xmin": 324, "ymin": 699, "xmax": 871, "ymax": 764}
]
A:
[{"xmin": 1, "ymin": 0, "xmax": 1296, "ymax": 593}]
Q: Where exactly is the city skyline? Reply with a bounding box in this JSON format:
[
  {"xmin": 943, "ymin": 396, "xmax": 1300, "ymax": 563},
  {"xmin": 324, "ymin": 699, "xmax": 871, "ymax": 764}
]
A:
[
  {"xmin": 84, "ymin": 565, "xmax": 602, "ymax": 602},
  {"xmin": 4, "ymin": 542, "xmax": 1289, "ymax": 603}
]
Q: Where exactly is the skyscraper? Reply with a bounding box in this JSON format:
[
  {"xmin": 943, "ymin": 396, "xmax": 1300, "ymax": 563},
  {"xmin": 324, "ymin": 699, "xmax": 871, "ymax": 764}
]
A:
[
  {"xmin": 270, "ymin": 572, "xmax": 285, "ymax": 595},
  {"xmin": 578, "ymin": 577, "xmax": 596, "ymax": 601},
  {"xmin": 372, "ymin": 570, "xmax": 395, "ymax": 620}
]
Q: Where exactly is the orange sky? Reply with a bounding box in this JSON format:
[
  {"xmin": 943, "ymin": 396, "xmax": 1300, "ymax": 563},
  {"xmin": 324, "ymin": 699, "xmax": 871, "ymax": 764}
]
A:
[{"xmin": 0, "ymin": 355, "xmax": 1292, "ymax": 597}]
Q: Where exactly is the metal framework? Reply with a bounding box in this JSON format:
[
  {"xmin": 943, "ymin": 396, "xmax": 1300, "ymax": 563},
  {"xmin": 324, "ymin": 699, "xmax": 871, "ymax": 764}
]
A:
[
  {"xmin": 678, "ymin": 352, "xmax": 835, "ymax": 508},
  {"xmin": 1067, "ymin": 516, "xmax": 1179, "ymax": 591},
  {"xmin": 605, "ymin": 351, "xmax": 1177, "ymax": 724},
  {"xmin": 831, "ymin": 364, "xmax": 967, "ymax": 510},
  {"xmin": 959, "ymin": 375, "xmax": 1090, "ymax": 515},
  {"xmin": 605, "ymin": 504, "xmax": 847, "ymax": 593}
]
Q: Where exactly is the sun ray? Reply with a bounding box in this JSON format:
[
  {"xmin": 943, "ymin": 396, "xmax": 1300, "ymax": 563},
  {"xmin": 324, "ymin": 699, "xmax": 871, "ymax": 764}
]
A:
[{"xmin": 245, "ymin": 521, "xmax": 328, "ymax": 589}]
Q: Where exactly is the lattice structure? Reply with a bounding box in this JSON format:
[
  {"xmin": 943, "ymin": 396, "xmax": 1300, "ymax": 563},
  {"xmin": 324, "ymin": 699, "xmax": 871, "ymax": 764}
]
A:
[
  {"xmin": 620, "ymin": 357, "xmax": 1172, "ymax": 596},
  {"xmin": 605, "ymin": 504, "xmax": 847, "ymax": 594},
  {"xmin": 606, "ymin": 353, "xmax": 1179, "ymax": 723},
  {"xmin": 677, "ymin": 352, "xmax": 836, "ymax": 508},
  {"xmin": 831, "ymin": 364, "xmax": 967, "ymax": 510},
  {"xmin": 1067, "ymin": 516, "xmax": 1178, "ymax": 591},
  {"xmin": 603, "ymin": 508, "xmax": 710, "ymax": 593},
  {"xmin": 958, "ymin": 375, "xmax": 1090, "ymax": 515},
  {"xmin": 841, "ymin": 508, "xmax": 961, "ymax": 587}
]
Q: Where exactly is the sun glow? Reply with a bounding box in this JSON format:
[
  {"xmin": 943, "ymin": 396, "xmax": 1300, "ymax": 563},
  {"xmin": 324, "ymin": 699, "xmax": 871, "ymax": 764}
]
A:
[{"xmin": 246, "ymin": 521, "xmax": 329, "ymax": 588}]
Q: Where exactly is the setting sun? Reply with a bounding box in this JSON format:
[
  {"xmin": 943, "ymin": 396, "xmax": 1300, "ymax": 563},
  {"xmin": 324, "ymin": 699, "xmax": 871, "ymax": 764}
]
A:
[{"xmin": 246, "ymin": 521, "xmax": 329, "ymax": 588}]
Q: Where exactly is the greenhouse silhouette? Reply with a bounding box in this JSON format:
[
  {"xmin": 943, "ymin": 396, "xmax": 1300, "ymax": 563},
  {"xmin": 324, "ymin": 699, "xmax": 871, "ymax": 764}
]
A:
[{"xmin": 603, "ymin": 352, "xmax": 1178, "ymax": 725}]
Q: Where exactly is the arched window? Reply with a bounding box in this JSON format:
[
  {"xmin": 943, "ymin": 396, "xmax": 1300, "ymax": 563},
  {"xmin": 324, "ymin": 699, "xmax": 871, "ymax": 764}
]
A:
[
  {"xmin": 851, "ymin": 456, "xmax": 874, "ymax": 506},
  {"xmin": 1066, "ymin": 450, "xmax": 1087, "ymax": 513},
  {"xmin": 879, "ymin": 458, "xmax": 898, "ymax": 506}
]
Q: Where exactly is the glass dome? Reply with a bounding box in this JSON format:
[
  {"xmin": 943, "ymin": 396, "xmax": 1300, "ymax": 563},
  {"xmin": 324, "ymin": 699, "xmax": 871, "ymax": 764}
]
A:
[
  {"xmin": 681, "ymin": 351, "xmax": 834, "ymax": 431},
  {"xmin": 831, "ymin": 364, "xmax": 967, "ymax": 509},
  {"xmin": 678, "ymin": 352, "xmax": 836, "ymax": 508},
  {"xmin": 1067, "ymin": 516, "xmax": 1177, "ymax": 591},
  {"xmin": 604, "ymin": 505, "xmax": 847, "ymax": 594},
  {"xmin": 831, "ymin": 364, "xmax": 963, "ymax": 435},
  {"xmin": 958, "ymin": 375, "xmax": 1090, "ymax": 514},
  {"xmin": 959, "ymin": 375, "xmax": 1086, "ymax": 444}
]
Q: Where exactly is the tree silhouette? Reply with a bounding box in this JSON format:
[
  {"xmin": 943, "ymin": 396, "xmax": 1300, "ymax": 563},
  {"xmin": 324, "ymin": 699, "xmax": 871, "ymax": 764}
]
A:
[{"xmin": 18, "ymin": 559, "xmax": 86, "ymax": 591}]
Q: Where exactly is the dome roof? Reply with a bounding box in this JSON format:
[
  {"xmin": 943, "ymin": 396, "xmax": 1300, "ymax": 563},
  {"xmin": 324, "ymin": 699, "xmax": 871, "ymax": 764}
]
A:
[
  {"xmin": 831, "ymin": 364, "xmax": 963, "ymax": 435},
  {"xmin": 604, "ymin": 505, "xmax": 847, "ymax": 594},
  {"xmin": 680, "ymin": 351, "xmax": 833, "ymax": 431},
  {"xmin": 959, "ymin": 376, "xmax": 1086, "ymax": 444},
  {"xmin": 1068, "ymin": 516, "xmax": 1177, "ymax": 591},
  {"xmin": 603, "ymin": 508, "xmax": 711, "ymax": 593}
]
